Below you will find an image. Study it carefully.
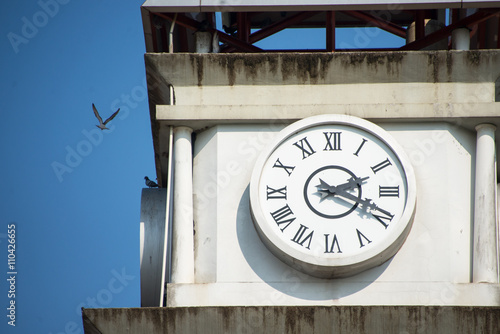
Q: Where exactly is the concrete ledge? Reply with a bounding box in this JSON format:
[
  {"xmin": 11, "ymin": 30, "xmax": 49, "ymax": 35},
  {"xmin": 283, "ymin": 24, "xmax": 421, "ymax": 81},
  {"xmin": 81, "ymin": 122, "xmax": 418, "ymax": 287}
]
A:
[
  {"xmin": 165, "ymin": 282, "xmax": 500, "ymax": 307},
  {"xmin": 156, "ymin": 103, "xmax": 500, "ymax": 132},
  {"xmin": 82, "ymin": 305, "xmax": 500, "ymax": 334}
]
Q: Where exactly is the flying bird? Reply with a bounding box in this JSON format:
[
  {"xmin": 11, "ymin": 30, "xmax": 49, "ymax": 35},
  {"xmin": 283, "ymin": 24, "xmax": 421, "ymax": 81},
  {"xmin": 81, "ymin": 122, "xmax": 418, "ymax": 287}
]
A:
[
  {"xmin": 93, "ymin": 103, "xmax": 120, "ymax": 130},
  {"xmin": 144, "ymin": 176, "xmax": 158, "ymax": 188}
]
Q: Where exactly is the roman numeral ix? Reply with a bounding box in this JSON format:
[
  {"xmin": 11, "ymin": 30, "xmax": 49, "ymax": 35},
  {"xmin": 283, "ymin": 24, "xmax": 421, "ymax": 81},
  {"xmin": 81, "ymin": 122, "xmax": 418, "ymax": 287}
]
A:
[{"xmin": 266, "ymin": 186, "xmax": 287, "ymax": 200}]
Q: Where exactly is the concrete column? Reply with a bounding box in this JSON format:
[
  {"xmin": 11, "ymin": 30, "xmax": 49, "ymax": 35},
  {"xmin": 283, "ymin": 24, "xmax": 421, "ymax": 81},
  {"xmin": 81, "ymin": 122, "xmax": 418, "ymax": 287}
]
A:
[
  {"xmin": 171, "ymin": 126, "xmax": 195, "ymax": 283},
  {"xmin": 195, "ymin": 31, "xmax": 213, "ymax": 53},
  {"xmin": 473, "ymin": 123, "xmax": 498, "ymax": 283},
  {"xmin": 452, "ymin": 28, "xmax": 470, "ymax": 50}
]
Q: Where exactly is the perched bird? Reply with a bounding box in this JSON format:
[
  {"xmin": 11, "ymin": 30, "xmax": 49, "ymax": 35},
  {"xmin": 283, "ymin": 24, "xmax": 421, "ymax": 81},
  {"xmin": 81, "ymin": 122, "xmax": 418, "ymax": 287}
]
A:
[
  {"xmin": 222, "ymin": 24, "xmax": 237, "ymax": 35},
  {"xmin": 144, "ymin": 176, "xmax": 158, "ymax": 188},
  {"xmin": 93, "ymin": 103, "xmax": 120, "ymax": 130}
]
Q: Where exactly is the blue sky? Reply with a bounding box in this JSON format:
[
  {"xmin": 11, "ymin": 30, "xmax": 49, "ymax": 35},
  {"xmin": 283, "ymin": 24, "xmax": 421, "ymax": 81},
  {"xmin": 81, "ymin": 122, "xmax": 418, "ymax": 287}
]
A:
[{"xmin": 0, "ymin": 2, "xmax": 404, "ymax": 333}]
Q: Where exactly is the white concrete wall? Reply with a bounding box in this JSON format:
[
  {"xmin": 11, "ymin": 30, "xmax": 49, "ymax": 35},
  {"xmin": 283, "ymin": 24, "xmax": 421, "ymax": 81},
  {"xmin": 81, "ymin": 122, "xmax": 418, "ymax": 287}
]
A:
[{"xmin": 184, "ymin": 121, "xmax": 484, "ymax": 306}]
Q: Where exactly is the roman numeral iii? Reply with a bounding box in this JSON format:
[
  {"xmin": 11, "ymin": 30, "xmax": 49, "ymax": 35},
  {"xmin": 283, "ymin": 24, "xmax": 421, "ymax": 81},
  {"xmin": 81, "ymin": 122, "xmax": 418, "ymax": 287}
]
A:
[{"xmin": 379, "ymin": 185, "xmax": 399, "ymax": 197}]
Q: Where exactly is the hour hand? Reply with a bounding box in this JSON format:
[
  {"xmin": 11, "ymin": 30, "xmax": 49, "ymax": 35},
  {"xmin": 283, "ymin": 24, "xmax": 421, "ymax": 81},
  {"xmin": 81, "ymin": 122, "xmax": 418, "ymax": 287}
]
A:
[{"xmin": 316, "ymin": 176, "xmax": 369, "ymax": 194}]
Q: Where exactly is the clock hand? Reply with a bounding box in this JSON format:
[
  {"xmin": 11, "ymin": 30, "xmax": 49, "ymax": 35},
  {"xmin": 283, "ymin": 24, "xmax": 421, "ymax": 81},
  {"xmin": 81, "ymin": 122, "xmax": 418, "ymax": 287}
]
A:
[
  {"xmin": 317, "ymin": 176, "xmax": 369, "ymax": 193},
  {"xmin": 328, "ymin": 185, "xmax": 392, "ymax": 216},
  {"xmin": 315, "ymin": 176, "xmax": 369, "ymax": 203}
]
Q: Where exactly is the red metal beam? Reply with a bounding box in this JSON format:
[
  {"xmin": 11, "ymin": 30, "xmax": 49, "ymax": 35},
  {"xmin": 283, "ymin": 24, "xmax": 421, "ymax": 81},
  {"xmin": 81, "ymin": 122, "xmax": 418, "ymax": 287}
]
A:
[
  {"xmin": 249, "ymin": 11, "xmax": 321, "ymax": 44},
  {"xmin": 223, "ymin": 11, "xmax": 320, "ymax": 53},
  {"xmin": 498, "ymin": 16, "xmax": 500, "ymax": 48},
  {"xmin": 178, "ymin": 25, "xmax": 189, "ymax": 52},
  {"xmin": 149, "ymin": 11, "xmax": 158, "ymax": 52},
  {"xmin": 326, "ymin": 11, "xmax": 335, "ymax": 52},
  {"xmin": 154, "ymin": 12, "xmax": 263, "ymax": 53},
  {"xmin": 401, "ymin": 9, "xmax": 500, "ymax": 50},
  {"xmin": 342, "ymin": 11, "xmax": 407, "ymax": 38},
  {"xmin": 237, "ymin": 12, "xmax": 250, "ymax": 42},
  {"xmin": 477, "ymin": 21, "xmax": 487, "ymax": 49},
  {"xmin": 415, "ymin": 10, "xmax": 426, "ymax": 40}
]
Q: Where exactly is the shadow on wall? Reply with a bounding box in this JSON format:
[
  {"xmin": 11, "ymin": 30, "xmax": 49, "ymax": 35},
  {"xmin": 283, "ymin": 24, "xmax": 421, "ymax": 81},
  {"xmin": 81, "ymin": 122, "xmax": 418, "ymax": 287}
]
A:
[{"xmin": 236, "ymin": 186, "xmax": 390, "ymax": 302}]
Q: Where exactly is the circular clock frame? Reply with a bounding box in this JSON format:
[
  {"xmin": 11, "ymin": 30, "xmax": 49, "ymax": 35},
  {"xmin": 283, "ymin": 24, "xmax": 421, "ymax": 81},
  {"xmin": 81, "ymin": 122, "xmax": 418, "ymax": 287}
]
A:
[{"xmin": 249, "ymin": 114, "xmax": 417, "ymax": 278}]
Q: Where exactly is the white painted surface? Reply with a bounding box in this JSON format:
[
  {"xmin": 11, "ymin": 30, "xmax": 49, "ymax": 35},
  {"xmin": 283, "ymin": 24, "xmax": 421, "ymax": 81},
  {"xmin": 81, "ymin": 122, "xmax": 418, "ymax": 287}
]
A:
[
  {"xmin": 171, "ymin": 127, "xmax": 195, "ymax": 284},
  {"xmin": 167, "ymin": 282, "xmax": 500, "ymax": 306},
  {"xmin": 185, "ymin": 121, "xmax": 478, "ymax": 305},
  {"xmin": 473, "ymin": 124, "xmax": 498, "ymax": 283}
]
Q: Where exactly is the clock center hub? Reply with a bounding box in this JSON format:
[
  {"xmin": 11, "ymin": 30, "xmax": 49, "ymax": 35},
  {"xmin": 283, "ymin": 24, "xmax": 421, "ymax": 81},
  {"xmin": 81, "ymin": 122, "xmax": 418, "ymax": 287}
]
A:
[{"xmin": 303, "ymin": 165, "xmax": 362, "ymax": 219}]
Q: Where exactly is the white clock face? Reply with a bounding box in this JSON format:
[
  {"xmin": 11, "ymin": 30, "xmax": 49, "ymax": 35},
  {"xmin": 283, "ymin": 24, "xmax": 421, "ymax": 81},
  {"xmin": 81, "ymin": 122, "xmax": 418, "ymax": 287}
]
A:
[{"xmin": 249, "ymin": 115, "xmax": 417, "ymax": 278}]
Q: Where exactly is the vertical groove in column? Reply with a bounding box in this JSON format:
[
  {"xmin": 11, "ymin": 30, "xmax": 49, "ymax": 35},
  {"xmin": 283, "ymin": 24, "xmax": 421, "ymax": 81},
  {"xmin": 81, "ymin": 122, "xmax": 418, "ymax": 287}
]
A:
[
  {"xmin": 171, "ymin": 126, "xmax": 194, "ymax": 284},
  {"xmin": 473, "ymin": 123, "xmax": 498, "ymax": 283}
]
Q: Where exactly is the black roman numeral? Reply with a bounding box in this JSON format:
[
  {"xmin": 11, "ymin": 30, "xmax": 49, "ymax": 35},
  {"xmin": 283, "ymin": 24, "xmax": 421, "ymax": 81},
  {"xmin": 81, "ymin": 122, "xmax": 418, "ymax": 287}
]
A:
[
  {"xmin": 273, "ymin": 158, "xmax": 295, "ymax": 176},
  {"xmin": 371, "ymin": 158, "xmax": 392, "ymax": 174},
  {"xmin": 293, "ymin": 137, "xmax": 316, "ymax": 159},
  {"xmin": 353, "ymin": 138, "xmax": 367, "ymax": 156},
  {"xmin": 323, "ymin": 132, "xmax": 342, "ymax": 151},
  {"xmin": 324, "ymin": 234, "xmax": 342, "ymax": 253},
  {"xmin": 379, "ymin": 186, "xmax": 399, "ymax": 197},
  {"xmin": 372, "ymin": 211, "xmax": 394, "ymax": 229},
  {"xmin": 291, "ymin": 224, "xmax": 314, "ymax": 249},
  {"xmin": 266, "ymin": 186, "xmax": 287, "ymax": 200},
  {"xmin": 270, "ymin": 204, "xmax": 296, "ymax": 232},
  {"xmin": 356, "ymin": 229, "xmax": 372, "ymax": 248}
]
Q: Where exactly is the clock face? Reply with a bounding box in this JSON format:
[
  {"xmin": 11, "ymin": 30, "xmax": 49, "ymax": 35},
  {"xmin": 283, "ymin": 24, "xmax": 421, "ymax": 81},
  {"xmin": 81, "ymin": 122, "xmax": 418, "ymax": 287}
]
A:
[{"xmin": 249, "ymin": 115, "xmax": 417, "ymax": 278}]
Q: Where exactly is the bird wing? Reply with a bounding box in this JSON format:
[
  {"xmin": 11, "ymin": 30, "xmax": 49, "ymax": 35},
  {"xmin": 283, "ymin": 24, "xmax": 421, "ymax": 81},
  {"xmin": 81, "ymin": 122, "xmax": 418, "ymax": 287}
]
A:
[
  {"xmin": 92, "ymin": 104, "xmax": 104, "ymax": 124},
  {"xmin": 103, "ymin": 108, "xmax": 120, "ymax": 124}
]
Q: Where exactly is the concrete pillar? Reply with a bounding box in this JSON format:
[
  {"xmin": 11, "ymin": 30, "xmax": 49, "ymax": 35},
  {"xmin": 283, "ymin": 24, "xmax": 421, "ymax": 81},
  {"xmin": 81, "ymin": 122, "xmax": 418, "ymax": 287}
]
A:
[
  {"xmin": 473, "ymin": 123, "xmax": 498, "ymax": 283},
  {"xmin": 452, "ymin": 28, "xmax": 470, "ymax": 50},
  {"xmin": 171, "ymin": 126, "xmax": 195, "ymax": 284},
  {"xmin": 195, "ymin": 31, "xmax": 213, "ymax": 53}
]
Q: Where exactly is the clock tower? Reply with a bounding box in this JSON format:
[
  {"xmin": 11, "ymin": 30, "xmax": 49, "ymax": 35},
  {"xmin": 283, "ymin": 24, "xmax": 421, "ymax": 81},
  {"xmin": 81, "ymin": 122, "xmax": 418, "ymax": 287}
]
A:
[{"xmin": 82, "ymin": 2, "xmax": 500, "ymax": 333}]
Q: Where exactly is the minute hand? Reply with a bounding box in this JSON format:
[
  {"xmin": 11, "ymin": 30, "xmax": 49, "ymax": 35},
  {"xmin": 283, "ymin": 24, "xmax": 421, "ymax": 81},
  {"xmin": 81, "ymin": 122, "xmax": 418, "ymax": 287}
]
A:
[{"xmin": 330, "ymin": 185, "xmax": 392, "ymax": 217}]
